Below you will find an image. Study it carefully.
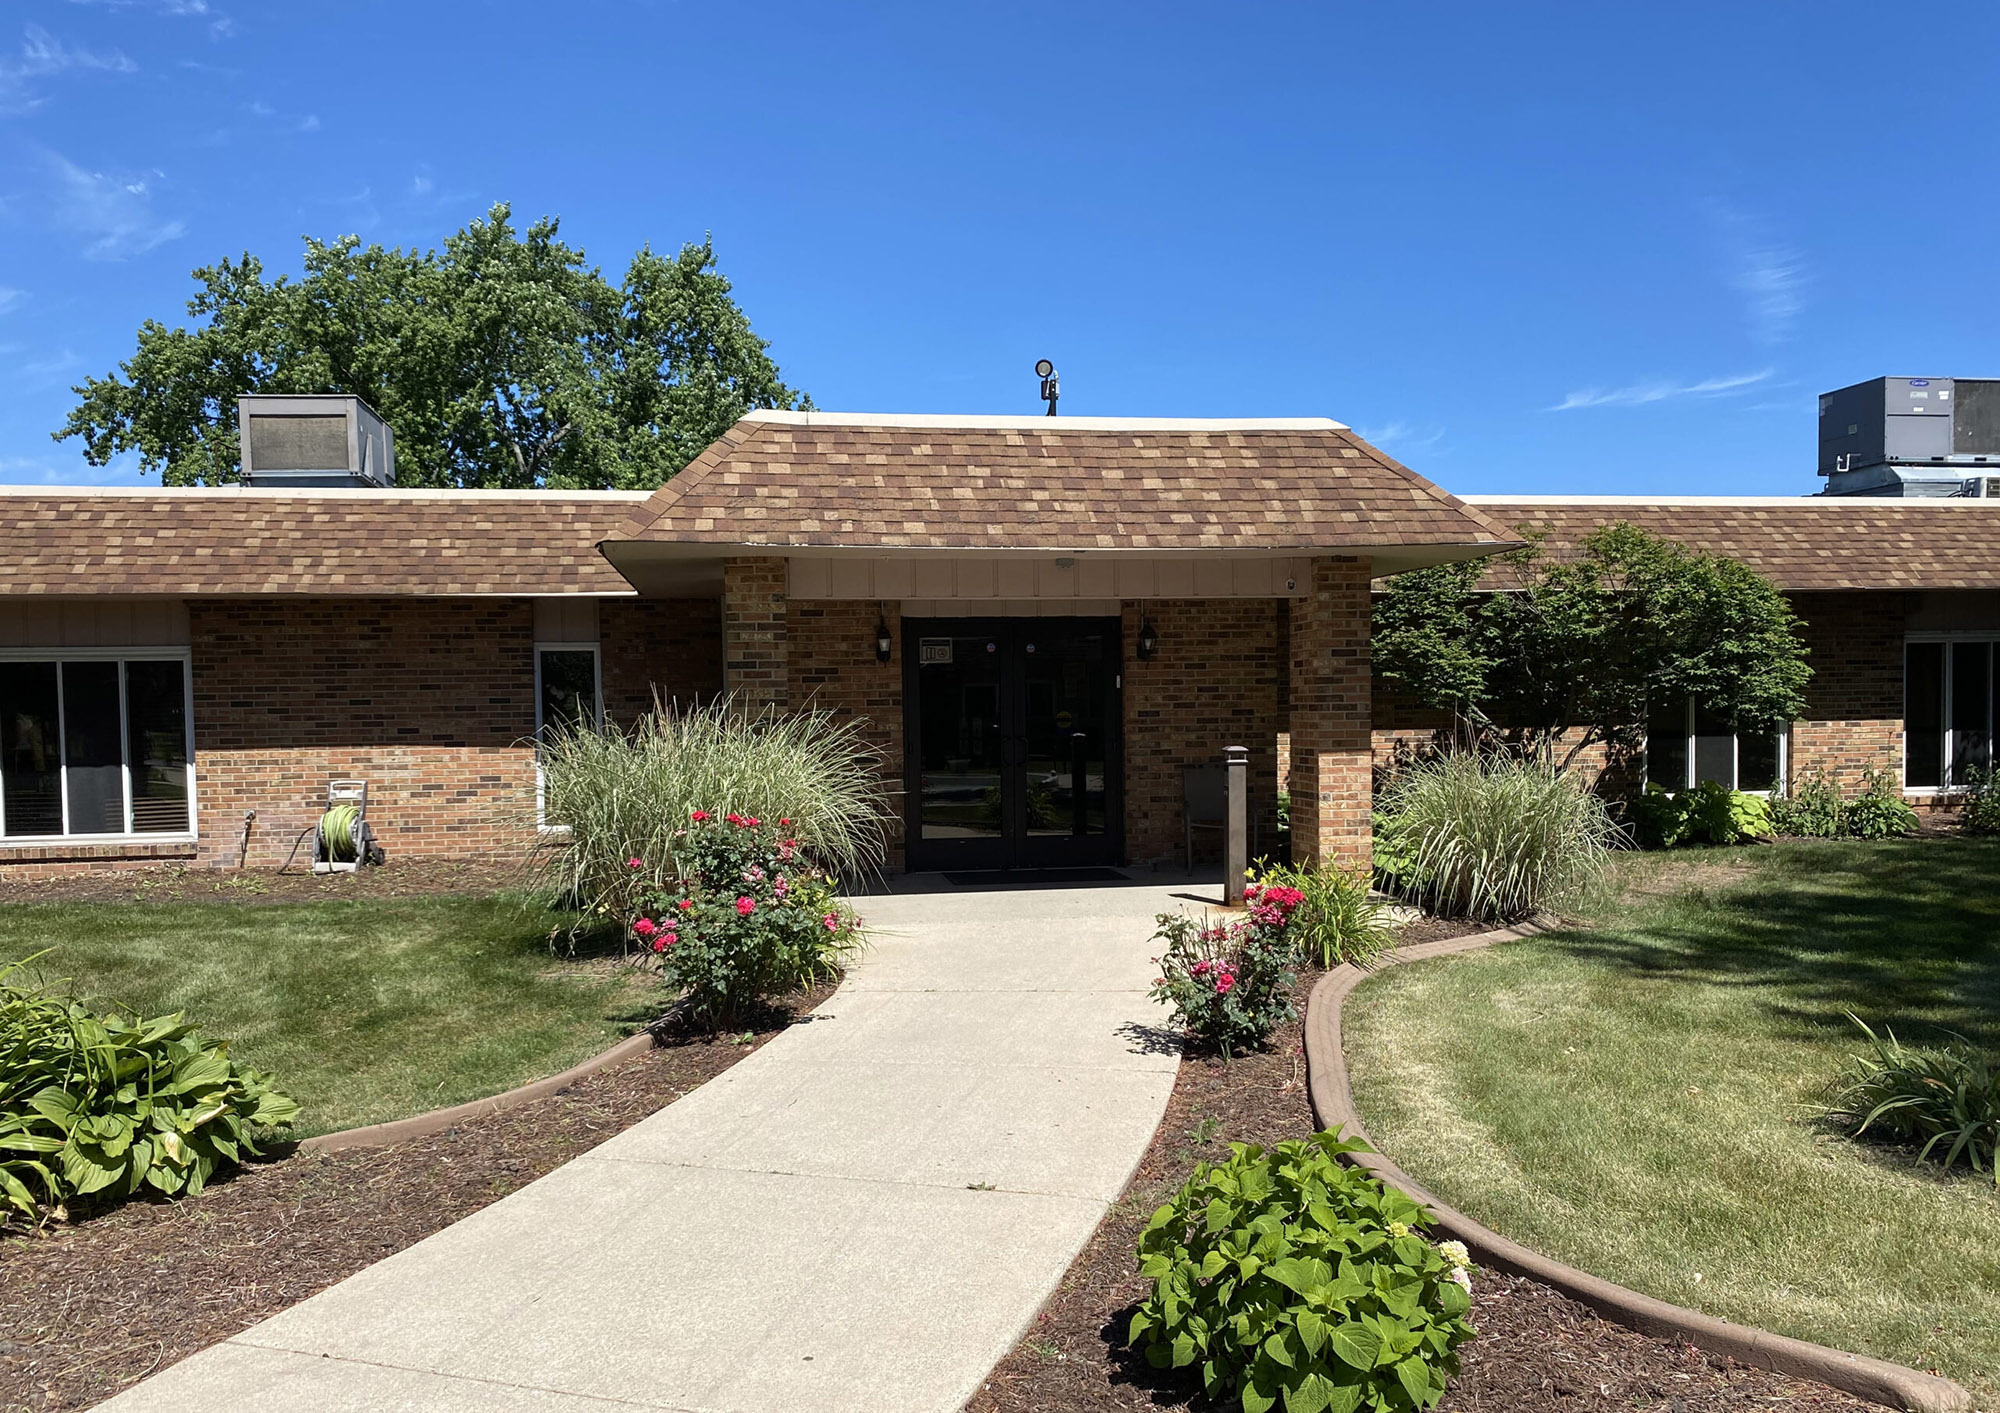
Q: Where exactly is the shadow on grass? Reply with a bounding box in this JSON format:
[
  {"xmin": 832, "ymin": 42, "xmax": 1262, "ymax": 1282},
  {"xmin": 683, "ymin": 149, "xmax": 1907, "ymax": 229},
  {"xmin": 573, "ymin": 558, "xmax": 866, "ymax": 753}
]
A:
[{"xmin": 1544, "ymin": 838, "xmax": 2000, "ymax": 1049}]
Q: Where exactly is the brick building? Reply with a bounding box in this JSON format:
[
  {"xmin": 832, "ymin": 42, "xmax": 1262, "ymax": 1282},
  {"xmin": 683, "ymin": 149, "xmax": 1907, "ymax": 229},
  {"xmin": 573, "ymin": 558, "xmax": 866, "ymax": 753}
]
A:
[{"xmin": 0, "ymin": 415, "xmax": 1996, "ymax": 879}]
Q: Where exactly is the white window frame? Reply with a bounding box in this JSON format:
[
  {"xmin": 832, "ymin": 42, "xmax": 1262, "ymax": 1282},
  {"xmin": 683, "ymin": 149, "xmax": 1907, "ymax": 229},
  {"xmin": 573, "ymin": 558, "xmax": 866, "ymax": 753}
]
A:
[
  {"xmin": 0, "ymin": 646, "xmax": 198, "ymax": 846},
  {"xmin": 1903, "ymin": 631, "xmax": 1999, "ymax": 796},
  {"xmin": 1643, "ymin": 696, "xmax": 1789, "ymax": 797},
  {"xmin": 533, "ymin": 641, "xmax": 603, "ymax": 829}
]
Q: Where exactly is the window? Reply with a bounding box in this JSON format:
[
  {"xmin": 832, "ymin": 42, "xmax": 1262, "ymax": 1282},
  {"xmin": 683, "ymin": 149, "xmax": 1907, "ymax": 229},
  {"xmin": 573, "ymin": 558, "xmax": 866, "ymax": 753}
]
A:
[
  {"xmin": 0, "ymin": 655, "xmax": 193, "ymax": 839},
  {"xmin": 1645, "ymin": 697, "xmax": 1785, "ymax": 793},
  {"xmin": 534, "ymin": 644, "xmax": 600, "ymax": 828},
  {"xmin": 535, "ymin": 645, "xmax": 601, "ymax": 738},
  {"xmin": 1906, "ymin": 636, "xmax": 1995, "ymax": 791}
]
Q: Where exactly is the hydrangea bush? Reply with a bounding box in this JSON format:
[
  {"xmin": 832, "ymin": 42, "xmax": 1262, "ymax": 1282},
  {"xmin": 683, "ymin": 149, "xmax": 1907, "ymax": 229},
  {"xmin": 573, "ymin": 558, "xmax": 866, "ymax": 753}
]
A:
[
  {"xmin": 1130, "ymin": 1130, "xmax": 1477, "ymax": 1413},
  {"xmin": 631, "ymin": 811, "xmax": 861, "ymax": 1026},
  {"xmin": 1149, "ymin": 883, "xmax": 1303, "ymax": 1057}
]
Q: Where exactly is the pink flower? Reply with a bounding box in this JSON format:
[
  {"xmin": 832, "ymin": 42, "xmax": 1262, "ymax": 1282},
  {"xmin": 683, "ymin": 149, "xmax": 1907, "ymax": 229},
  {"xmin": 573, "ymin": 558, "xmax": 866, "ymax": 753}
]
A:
[
  {"xmin": 677, "ymin": 898, "xmax": 694, "ymax": 912},
  {"xmin": 736, "ymin": 896, "xmax": 757, "ymax": 916},
  {"xmin": 774, "ymin": 875, "xmax": 790, "ymax": 898},
  {"xmin": 661, "ymin": 931, "xmax": 679, "ymax": 947},
  {"xmin": 634, "ymin": 918, "xmax": 658, "ymax": 938},
  {"xmin": 651, "ymin": 936, "xmax": 668, "ymax": 953},
  {"xmin": 1215, "ymin": 970, "xmax": 1236, "ymax": 996},
  {"xmin": 627, "ymin": 857, "xmax": 644, "ymax": 870},
  {"xmin": 691, "ymin": 810, "xmax": 711, "ymax": 822},
  {"xmin": 822, "ymin": 912, "xmax": 840, "ymax": 932}
]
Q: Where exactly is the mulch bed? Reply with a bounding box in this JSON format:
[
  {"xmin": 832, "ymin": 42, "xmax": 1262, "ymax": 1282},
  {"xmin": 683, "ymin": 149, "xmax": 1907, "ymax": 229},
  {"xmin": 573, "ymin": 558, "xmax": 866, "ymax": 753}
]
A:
[
  {"xmin": 967, "ymin": 932, "xmax": 1881, "ymax": 1413},
  {"xmin": 0, "ymin": 983, "xmax": 833, "ymax": 1413},
  {"xmin": 0, "ymin": 860, "xmax": 524, "ymax": 907}
]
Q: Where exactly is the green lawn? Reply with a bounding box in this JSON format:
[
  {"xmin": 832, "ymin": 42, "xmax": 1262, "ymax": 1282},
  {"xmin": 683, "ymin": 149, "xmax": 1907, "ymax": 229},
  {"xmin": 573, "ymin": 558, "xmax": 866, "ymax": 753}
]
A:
[
  {"xmin": 2, "ymin": 896, "xmax": 655, "ymax": 1138},
  {"xmin": 1345, "ymin": 839, "xmax": 2000, "ymax": 1401}
]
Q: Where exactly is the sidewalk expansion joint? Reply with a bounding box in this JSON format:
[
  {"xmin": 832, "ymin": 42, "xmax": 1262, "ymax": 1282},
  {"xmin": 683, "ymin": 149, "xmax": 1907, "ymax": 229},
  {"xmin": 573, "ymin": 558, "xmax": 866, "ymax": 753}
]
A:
[{"xmin": 220, "ymin": 1340, "xmax": 709, "ymax": 1412}]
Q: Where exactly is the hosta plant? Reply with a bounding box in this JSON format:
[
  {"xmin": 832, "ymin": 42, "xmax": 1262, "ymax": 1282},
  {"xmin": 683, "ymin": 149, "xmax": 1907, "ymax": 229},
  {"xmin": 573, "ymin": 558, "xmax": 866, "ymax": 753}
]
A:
[
  {"xmin": 1130, "ymin": 1130, "xmax": 1476, "ymax": 1413},
  {"xmin": 631, "ymin": 811, "xmax": 862, "ymax": 1027},
  {"xmin": 1, "ymin": 956, "xmax": 299, "ymax": 1226}
]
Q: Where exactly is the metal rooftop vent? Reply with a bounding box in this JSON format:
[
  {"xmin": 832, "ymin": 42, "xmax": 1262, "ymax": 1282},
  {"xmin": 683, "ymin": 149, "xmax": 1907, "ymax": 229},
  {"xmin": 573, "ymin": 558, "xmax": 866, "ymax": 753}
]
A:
[
  {"xmin": 1819, "ymin": 377, "xmax": 2000, "ymax": 496},
  {"xmin": 237, "ymin": 394, "xmax": 396, "ymax": 488}
]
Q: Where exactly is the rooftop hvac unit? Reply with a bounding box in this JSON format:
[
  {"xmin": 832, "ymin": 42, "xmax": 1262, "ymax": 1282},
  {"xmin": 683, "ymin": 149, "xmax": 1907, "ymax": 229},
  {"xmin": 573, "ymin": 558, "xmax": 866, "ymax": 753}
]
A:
[
  {"xmin": 237, "ymin": 394, "xmax": 396, "ymax": 488},
  {"xmin": 1960, "ymin": 476, "xmax": 2000, "ymax": 499}
]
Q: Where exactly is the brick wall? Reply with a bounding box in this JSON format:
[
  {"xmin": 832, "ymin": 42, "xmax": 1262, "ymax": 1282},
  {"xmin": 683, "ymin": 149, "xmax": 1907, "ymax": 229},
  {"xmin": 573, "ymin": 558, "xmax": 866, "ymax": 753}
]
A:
[
  {"xmin": 599, "ymin": 597, "xmax": 723, "ymax": 724},
  {"xmin": 1789, "ymin": 592, "xmax": 1908, "ymax": 795},
  {"xmin": 722, "ymin": 557, "xmax": 789, "ymax": 712},
  {"xmin": 1288, "ymin": 557, "xmax": 1373, "ymax": 869},
  {"xmin": 787, "ymin": 601, "xmax": 907, "ymax": 867},
  {"xmin": 188, "ymin": 598, "xmax": 541, "ymax": 868},
  {"xmin": 1122, "ymin": 599, "xmax": 1284, "ymax": 867}
]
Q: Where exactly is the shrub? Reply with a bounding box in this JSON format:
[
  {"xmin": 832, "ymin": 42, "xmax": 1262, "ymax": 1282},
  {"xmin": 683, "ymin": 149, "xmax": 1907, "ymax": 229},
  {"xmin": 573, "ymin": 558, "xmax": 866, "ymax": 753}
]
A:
[
  {"xmin": 1633, "ymin": 780, "xmax": 1773, "ymax": 849},
  {"xmin": 1824, "ymin": 1015, "xmax": 1998, "ymax": 1183},
  {"xmin": 1130, "ymin": 1130, "xmax": 1476, "ymax": 1413},
  {"xmin": 1252, "ymin": 859, "xmax": 1397, "ymax": 970},
  {"xmin": 1149, "ymin": 889, "xmax": 1300, "ymax": 1057},
  {"xmin": 1369, "ymin": 810, "xmax": 1421, "ymax": 895},
  {"xmin": 631, "ymin": 813, "xmax": 861, "ymax": 1026},
  {"xmin": 531, "ymin": 699, "xmax": 893, "ymax": 934},
  {"xmin": 1962, "ymin": 766, "xmax": 2000, "ymax": 836},
  {"xmin": 1375, "ymin": 752, "xmax": 1619, "ymax": 922},
  {"xmin": 1771, "ymin": 767, "xmax": 1845, "ymax": 838},
  {"xmin": 1628, "ymin": 783, "xmax": 1689, "ymax": 849},
  {"xmin": 1843, "ymin": 768, "xmax": 1918, "ymax": 840},
  {"xmin": 0, "ymin": 956, "xmax": 298, "ymax": 1226}
]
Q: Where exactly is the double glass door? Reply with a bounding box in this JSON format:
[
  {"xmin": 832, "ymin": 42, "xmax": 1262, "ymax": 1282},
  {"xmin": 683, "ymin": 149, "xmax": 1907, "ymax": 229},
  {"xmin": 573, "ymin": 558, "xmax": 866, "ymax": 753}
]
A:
[{"xmin": 904, "ymin": 618, "xmax": 1122, "ymax": 871}]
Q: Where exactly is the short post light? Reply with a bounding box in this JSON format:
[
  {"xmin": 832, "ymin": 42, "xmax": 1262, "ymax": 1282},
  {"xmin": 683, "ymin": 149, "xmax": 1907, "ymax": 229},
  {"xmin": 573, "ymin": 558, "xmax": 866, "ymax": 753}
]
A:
[{"xmin": 1224, "ymin": 745, "xmax": 1249, "ymax": 906}]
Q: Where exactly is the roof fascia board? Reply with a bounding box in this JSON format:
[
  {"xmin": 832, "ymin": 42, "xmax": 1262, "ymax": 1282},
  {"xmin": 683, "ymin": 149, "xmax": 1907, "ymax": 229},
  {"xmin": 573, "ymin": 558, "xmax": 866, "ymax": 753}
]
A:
[{"xmin": 738, "ymin": 410, "xmax": 1351, "ymax": 432}]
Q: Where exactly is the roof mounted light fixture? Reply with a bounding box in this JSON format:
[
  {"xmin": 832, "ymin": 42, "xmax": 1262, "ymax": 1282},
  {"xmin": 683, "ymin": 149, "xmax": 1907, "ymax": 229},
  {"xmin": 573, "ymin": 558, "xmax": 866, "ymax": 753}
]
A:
[{"xmin": 1036, "ymin": 359, "xmax": 1059, "ymax": 416}]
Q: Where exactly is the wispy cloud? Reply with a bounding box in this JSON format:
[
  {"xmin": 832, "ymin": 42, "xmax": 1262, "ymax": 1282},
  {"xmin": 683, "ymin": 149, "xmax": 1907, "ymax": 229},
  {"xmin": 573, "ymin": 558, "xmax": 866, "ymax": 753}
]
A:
[
  {"xmin": 1550, "ymin": 369, "xmax": 1773, "ymax": 412},
  {"xmin": 64, "ymin": 0, "xmax": 233, "ymax": 40},
  {"xmin": 1357, "ymin": 421, "xmax": 1446, "ymax": 455},
  {"xmin": 0, "ymin": 23, "xmax": 136, "ymax": 112},
  {"xmin": 34, "ymin": 148, "xmax": 186, "ymax": 259},
  {"xmin": 0, "ymin": 287, "xmax": 23, "ymax": 314},
  {"xmin": 1706, "ymin": 202, "xmax": 1808, "ymax": 346},
  {"xmin": 246, "ymin": 99, "xmax": 319, "ymax": 133}
]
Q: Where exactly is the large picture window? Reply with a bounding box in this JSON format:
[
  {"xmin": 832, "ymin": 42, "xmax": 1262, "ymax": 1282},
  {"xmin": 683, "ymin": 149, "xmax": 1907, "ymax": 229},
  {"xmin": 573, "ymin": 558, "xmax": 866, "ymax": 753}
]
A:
[
  {"xmin": 1906, "ymin": 637, "xmax": 1995, "ymax": 790},
  {"xmin": 0, "ymin": 655, "xmax": 193, "ymax": 839},
  {"xmin": 1645, "ymin": 696, "xmax": 1785, "ymax": 793},
  {"xmin": 534, "ymin": 644, "xmax": 601, "ymax": 828}
]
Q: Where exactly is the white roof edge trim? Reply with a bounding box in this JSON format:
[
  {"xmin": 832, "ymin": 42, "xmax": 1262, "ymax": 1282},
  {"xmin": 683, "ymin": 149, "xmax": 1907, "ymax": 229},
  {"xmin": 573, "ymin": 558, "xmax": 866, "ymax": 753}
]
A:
[
  {"xmin": 1465, "ymin": 493, "xmax": 2000, "ymax": 507},
  {"xmin": 737, "ymin": 410, "xmax": 1350, "ymax": 432},
  {"xmin": 0, "ymin": 487, "xmax": 656, "ymax": 500}
]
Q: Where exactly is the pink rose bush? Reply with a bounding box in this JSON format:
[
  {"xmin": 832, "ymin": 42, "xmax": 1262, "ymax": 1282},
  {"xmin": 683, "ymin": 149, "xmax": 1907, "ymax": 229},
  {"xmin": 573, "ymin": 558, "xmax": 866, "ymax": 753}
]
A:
[
  {"xmin": 1148, "ymin": 884, "xmax": 1304, "ymax": 1057},
  {"xmin": 630, "ymin": 810, "xmax": 861, "ymax": 1026}
]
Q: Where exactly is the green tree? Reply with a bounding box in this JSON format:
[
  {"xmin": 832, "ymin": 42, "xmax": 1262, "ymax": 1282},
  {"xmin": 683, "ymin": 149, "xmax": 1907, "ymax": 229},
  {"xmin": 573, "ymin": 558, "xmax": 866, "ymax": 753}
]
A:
[
  {"xmin": 1373, "ymin": 523, "xmax": 1812, "ymax": 773},
  {"xmin": 55, "ymin": 205, "xmax": 807, "ymax": 488}
]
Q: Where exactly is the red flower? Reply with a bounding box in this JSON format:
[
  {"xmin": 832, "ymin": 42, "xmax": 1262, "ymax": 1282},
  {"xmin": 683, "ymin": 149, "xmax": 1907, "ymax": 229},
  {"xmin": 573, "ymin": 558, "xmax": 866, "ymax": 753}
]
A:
[
  {"xmin": 677, "ymin": 898, "xmax": 694, "ymax": 911},
  {"xmin": 691, "ymin": 810, "xmax": 711, "ymax": 822},
  {"xmin": 627, "ymin": 857, "xmax": 644, "ymax": 870},
  {"xmin": 634, "ymin": 918, "xmax": 658, "ymax": 938},
  {"xmin": 746, "ymin": 816, "xmax": 761, "ymax": 828},
  {"xmin": 661, "ymin": 931, "xmax": 679, "ymax": 947},
  {"xmin": 651, "ymin": 936, "xmax": 667, "ymax": 953},
  {"xmin": 735, "ymin": 896, "xmax": 756, "ymax": 916},
  {"xmin": 779, "ymin": 817, "xmax": 791, "ymax": 826}
]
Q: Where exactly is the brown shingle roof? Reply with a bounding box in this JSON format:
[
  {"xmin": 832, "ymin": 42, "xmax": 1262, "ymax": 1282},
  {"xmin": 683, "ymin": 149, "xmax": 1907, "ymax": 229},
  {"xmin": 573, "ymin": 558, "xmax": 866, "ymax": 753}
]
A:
[
  {"xmin": 0, "ymin": 489, "xmax": 649, "ymax": 596},
  {"xmin": 1465, "ymin": 496, "xmax": 2000, "ymax": 591},
  {"xmin": 605, "ymin": 413, "xmax": 1518, "ymax": 555}
]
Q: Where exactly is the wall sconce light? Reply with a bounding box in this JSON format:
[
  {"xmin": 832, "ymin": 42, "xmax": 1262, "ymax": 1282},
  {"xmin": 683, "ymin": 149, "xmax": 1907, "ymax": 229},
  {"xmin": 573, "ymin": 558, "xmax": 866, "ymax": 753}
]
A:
[
  {"xmin": 1136, "ymin": 615, "xmax": 1159, "ymax": 661},
  {"xmin": 875, "ymin": 615, "xmax": 893, "ymax": 663}
]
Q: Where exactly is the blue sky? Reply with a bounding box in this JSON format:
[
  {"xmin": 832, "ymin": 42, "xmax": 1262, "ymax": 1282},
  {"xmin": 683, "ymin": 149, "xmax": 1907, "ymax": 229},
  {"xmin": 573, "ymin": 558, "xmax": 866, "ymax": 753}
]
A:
[{"xmin": 1, "ymin": 1, "xmax": 1995, "ymax": 494}]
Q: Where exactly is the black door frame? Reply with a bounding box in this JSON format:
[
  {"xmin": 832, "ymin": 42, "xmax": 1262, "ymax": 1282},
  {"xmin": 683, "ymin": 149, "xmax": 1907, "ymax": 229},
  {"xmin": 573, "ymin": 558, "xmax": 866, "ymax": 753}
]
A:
[{"xmin": 901, "ymin": 616, "xmax": 1125, "ymax": 872}]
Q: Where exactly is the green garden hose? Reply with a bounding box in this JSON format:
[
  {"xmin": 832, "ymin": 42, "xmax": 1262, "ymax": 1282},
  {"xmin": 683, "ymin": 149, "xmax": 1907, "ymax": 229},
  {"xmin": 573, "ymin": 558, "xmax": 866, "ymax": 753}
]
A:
[{"xmin": 320, "ymin": 804, "xmax": 360, "ymax": 862}]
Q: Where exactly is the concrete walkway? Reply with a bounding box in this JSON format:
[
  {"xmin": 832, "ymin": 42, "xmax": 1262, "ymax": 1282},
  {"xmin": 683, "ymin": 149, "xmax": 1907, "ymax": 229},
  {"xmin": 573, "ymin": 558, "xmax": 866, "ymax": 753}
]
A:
[{"xmin": 102, "ymin": 880, "xmax": 1195, "ymax": 1413}]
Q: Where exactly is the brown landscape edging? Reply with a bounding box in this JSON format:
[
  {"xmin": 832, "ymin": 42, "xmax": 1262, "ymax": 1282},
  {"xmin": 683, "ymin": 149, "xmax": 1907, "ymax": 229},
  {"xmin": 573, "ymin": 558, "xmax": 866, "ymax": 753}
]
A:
[
  {"xmin": 299, "ymin": 1030, "xmax": 658, "ymax": 1154},
  {"xmin": 1305, "ymin": 922, "xmax": 1975, "ymax": 1413}
]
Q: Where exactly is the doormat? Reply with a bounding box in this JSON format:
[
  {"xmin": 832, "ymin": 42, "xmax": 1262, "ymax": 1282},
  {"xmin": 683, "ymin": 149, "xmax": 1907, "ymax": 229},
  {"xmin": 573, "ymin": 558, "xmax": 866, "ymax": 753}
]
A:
[{"xmin": 940, "ymin": 867, "xmax": 1130, "ymax": 886}]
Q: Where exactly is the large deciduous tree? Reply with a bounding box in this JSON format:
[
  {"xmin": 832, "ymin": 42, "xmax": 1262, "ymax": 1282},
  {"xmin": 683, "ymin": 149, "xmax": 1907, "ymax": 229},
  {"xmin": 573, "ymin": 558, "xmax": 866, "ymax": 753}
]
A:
[
  {"xmin": 1373, "ymin": 523, "xmax": 1812, "ymax": 773},
  {"xmin": 55, "ymin": 204, "xmax": 808, "ymax": 489}
]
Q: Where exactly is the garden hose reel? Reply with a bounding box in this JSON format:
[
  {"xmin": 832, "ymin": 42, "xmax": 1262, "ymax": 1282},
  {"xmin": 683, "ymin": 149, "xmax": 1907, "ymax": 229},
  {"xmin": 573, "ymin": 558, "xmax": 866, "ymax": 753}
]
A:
[{"xmin": 313, "ymin": 780, "xmax": 384, "ymax": 873}]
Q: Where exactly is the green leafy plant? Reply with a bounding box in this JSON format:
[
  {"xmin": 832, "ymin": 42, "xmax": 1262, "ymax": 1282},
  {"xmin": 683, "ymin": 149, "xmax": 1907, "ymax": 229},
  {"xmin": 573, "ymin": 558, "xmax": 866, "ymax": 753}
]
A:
[
  {"xmin": 1375, "ymin": 752, "xmax": 1619, "ymax": 921},
  {"xmin": 1130, "ymin": 1130, "xmax": 1476, "ymax": 1413},
  {"xmin": 1, "ymin": 956, "xmax": 299, "ymax": 1226},
  {"xmin": 1628, "ymin": 782, "xmax": 1690, "ymax": 849},
  {"xmin": 631, "ymin": 813, "xmax": 861, "ymax": 1027},
  {"xmin": 1843, "ymin": 769, "xmax": 1918, "ymax": 840},
  {"xmin": 1824, "ymin": 1015, "xmax": 1998, "ymax": 1184},
  {"xmin": 1369, "ymin": 810, "xmax": 1421, "ymax": 894},
  {"xmin": 1149, "ymin": 890, "xmax": 1301, "ymax": 1058},
  {"xmin": 1681, "ymin": 779, "xmax": 1773, "ymax": 845},
  {"xmin": 1251, "ymin": 860, "xmax": 1396, "ymax": 970},
  {"xmin": 1961, "ymin": 765, "xmax": 2000, "ymax": 836},
  {"xmin": 1771, "ymin": 767, "xmax": 1845, "ymax": 838},
  {"xmin": 530, "ymin": 698, "xmax": 893, "ymax": 939}
]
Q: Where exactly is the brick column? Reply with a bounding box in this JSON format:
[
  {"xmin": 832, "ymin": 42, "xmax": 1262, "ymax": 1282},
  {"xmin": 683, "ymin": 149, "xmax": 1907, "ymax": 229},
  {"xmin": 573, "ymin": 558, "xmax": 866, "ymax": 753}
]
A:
[
  {"xmin": 722, "ymin": 556, "xmax": 789, "ymax": 714},
  {"xmin": 1288, "ymin": 556, "xmax": 1373, "ymax": 870}
]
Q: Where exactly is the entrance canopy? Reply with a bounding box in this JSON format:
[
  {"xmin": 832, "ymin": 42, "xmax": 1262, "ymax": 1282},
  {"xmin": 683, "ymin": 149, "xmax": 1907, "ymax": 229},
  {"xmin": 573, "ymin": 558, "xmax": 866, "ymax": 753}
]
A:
[{"xmin": 598, "ymin": 412, "xmax": 1518, "ymax": 593}]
